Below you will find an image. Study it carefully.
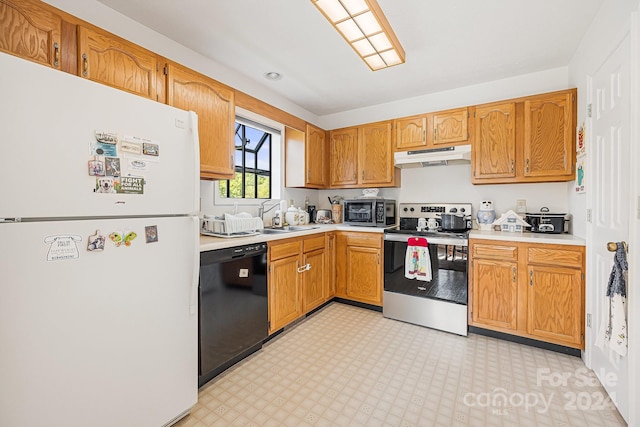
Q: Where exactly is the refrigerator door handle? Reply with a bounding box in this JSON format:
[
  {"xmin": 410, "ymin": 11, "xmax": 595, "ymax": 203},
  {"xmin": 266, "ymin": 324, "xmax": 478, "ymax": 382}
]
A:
[
  {"xmin": 190, "ymin": 216, "xmax": 200, "ymax": 315},
  {"xmin": 188, "ymin": 111, "xmax": 201, "ymax": 215}
]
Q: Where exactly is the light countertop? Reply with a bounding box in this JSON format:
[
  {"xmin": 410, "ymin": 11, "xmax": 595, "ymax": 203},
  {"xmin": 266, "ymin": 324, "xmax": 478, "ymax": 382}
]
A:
[
  {"xmin": 200, "ymin": 224, "xmax": 386, "ymax": 252},
  {"xmin": 469, "ymin": 230, "xmax": 585, "ymax": 246}
]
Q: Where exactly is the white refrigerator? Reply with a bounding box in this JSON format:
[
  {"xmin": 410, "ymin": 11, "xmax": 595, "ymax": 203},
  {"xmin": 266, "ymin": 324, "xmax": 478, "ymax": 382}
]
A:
[{"xmin": 0, "ymin": 53, "xmax": 200, "ymax": 427}]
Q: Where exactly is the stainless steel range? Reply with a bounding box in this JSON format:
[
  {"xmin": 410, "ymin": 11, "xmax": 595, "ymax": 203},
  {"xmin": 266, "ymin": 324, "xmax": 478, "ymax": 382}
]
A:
[{"xmin": 383, "ymin": 203, "xmax": 472, "ymax": 336}]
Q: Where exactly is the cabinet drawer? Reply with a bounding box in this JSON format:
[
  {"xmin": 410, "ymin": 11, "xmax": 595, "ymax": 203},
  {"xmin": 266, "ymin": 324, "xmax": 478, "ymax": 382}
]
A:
[
  {"xmin": 304, "ymin": 235, "xmax": 325, "ymax": 253},
  {"xmin": 345, "ymin": 233, "xmax": 382, "ymax": 248},
  {"xmin": 528, "ymin": 247, "xmax": 583, "ymax": 268},
  {"xmin": 269, "ymin": 240, "xmax": 302, "ymax": 261},
  {"xmin": 472, "ymin": 243, "xmax": 518, "ymax": 261}
]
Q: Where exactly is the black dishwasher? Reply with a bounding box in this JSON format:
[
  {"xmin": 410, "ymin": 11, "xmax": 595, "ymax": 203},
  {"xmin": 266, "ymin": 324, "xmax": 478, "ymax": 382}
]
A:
[{"xmin": 199, "ymin": 243, "xmax": 268, "ymax": 387}]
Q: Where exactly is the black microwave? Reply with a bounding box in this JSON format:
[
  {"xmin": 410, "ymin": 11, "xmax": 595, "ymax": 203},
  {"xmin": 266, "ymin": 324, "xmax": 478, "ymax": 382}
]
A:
[{"xmin": 343, "ymin": 199, "xmax": 396, "ymax": 227}]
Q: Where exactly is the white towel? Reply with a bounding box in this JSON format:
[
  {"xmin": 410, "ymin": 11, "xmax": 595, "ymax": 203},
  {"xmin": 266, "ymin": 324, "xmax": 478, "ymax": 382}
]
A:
[
  {"xmin": 405, "ymin": 237, "xmax": 432, "ymax": 282},
  {"xmin": 595, "ymin": 242, "xmax": 628, "ymax": 357}
]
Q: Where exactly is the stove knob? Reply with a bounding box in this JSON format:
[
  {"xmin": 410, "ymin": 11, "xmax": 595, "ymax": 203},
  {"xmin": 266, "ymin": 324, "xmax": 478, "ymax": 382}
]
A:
[
  {"xmin": 460, "ymin": 208, "xmax": 466, "ymax": 213},
  {"xmin": 410, "ymin": 207, "xmax": 415, "ymax": 212},
  {"xmin": 403, "ymin": 207, "xmax": 408, "ymax": 212},
  {"xmin": 450, "ymin": 207, "xmax": 458, "ymax": 213}
]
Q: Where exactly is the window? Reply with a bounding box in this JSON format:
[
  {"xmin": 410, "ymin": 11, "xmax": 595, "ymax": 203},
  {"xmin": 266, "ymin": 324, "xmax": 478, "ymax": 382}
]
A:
[{"xmin": 219, "ymin": 120, "xmax": 273, "ymax": 199}]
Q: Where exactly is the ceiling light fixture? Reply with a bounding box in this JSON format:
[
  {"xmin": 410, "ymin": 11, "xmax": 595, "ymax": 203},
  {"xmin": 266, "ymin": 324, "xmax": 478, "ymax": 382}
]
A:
[
  {"xmin": 264, "ymin": 71, "xmax": 282, "ymax": 81},
  {"xmin": 311, "ymin": 0, "xmax": 405, "ymax": 71}
]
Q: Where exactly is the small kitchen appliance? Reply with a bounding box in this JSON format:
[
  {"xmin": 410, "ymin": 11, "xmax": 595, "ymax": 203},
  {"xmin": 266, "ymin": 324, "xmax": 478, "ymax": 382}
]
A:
[
  {"xmin": 383, "ymin": 203, "xmax": 472, "ymax": 336},
  {"xmin": 343, "ymin": 198, "xmax": 396, "ymax": 227},
  {"xmin": 525, "ymin": 207, "xmax": 571, "ymax": 234}
]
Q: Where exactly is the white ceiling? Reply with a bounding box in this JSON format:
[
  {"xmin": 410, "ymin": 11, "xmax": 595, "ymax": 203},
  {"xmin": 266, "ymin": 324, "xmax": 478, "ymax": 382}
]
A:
[{"xmin": 96, "ymin": 0, "xmax": 604, "ymax": 117}]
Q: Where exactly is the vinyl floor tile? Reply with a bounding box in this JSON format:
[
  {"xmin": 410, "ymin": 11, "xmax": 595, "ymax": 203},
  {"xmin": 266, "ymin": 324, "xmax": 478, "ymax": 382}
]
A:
[{"xmin": 176, "ymin": 303, "xmax": 626, "ymax": 427}]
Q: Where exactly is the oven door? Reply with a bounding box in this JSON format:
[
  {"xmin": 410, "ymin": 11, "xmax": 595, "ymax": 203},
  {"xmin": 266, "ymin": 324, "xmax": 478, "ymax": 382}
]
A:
[
  {"xmin": 383, "ymin": 233, "xmax": 469, "ymax": 335},
  {"xmin": 384, "ymin": 234, "xmax": 468, "ymax": 304}
]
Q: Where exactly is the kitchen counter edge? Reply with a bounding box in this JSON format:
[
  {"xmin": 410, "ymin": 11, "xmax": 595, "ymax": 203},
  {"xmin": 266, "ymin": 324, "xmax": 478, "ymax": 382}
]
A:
[
  {"xmin": 469, "ymin": 230, "xmax": 585, "ymax": 246},
  {"xmin": 200, "ymin": 224, "xmax": 388, "ymax": 252}
]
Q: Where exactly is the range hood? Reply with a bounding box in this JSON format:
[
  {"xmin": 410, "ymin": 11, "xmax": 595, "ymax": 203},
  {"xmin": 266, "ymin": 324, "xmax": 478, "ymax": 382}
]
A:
[{"xmin": 394, "ymin": 144, "xmax": 472, "ymax": 168}]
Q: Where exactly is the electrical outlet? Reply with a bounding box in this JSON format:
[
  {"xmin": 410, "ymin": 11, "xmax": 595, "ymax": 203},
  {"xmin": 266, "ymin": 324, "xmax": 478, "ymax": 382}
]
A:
[{"xmin": 516, "ymin": 199, "xmax": 527, "ymax": 214}]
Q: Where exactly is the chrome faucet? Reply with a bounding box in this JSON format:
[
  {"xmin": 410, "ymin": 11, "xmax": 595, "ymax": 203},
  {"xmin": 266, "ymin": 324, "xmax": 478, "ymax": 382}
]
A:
[{"xmin": 258, "ymin": 199, "xmax": 281, "ymax": 220}]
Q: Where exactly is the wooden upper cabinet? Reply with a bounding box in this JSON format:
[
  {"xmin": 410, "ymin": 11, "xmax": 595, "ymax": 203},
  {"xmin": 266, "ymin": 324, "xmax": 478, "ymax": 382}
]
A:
[
  {"xmin": 433, "ymin": 107, "xmax": 469, "ymax": 146},
  {"xmin": 394, "ymin": 115, "xmax": 428, "ymax": 150},
  {"xmin": 330, "ymin": 127, "xmax": 358, "ymax": 187},
  {"xmin": 394, "ymin": 107, "xmax": 470, "ymax": 151},
  {"xmin": 284, "ymin": 124, "xmax": 328, "ymax": 189},
  {"xmin": 165, "ymin": 63, "xmax": 235, "ymax": 179},
  {"xmin": 305, "ymin": 124, "xmax": 328, "ymax": 187},
  {"xmin": 523, "ymin": 92, "xmax": 575, "ymax": 179},
  {"xmin": 77, "ymin": 26, "xmax": 158, "ymax": 99},
  {"xmin": 472, "ymin": 89, "xmax": 576, "ymax": 184},
  {"xmin": 473, "ymin": 102, "xmax": 516, "ymax": 180},
  {"xmin": 359, "ymin": 121, "xmax": 393, "ymax": 185},
  {"xmin": 0, "ymin": 0, "xmax": 62, "ymax": 68}
]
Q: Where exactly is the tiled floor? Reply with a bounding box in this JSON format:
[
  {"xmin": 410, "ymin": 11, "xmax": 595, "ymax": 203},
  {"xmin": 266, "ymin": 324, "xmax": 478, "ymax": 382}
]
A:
[{"xmin": 176, "ymin": 303, "xmax": 626, "ymax": 427}]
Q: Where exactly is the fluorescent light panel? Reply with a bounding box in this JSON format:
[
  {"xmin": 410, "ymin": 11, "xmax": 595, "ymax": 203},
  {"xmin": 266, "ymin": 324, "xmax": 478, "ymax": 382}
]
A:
[{"xmin": 311, "ymin": 0, "xmax": 405, "ymax": 71}]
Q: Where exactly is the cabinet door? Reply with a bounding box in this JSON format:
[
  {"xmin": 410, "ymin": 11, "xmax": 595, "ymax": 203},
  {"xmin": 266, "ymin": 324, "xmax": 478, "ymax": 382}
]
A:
[
  {"xmin": 77, "ymin": 26, "xmax": 158, "ymax": 100},
  {"xmin": 523, "ymin": 92, "xmax": 574, "ymax": 179},
  {"xmin": 268, "ymin": 255, "xmax": 301, "ymax": 333},
  {"xmin": 473, "ymin": 103, "xmax": 516, "ymax": 180},
  {"xmin": 165, "ymin": 64, "xmax": 235, "ymax": 179},
  {"xmin": 305, "ymin": 124, "xmax": 328, "ymax": 187},
  {"xmin": 346, "ymin": 246, "xmax": 382, "ymax": 305},
  {"xmin": 394, "ymin": 115, "xmax": 427, "ymax": 150},
  {"xmin": 359, "ymin": 121, "xmax": 393, "ymax": 186},
  {"xmin": 301, "ymin": 248, "xmax": 326, "ymax": 313},
  {"xmin": 527, "ymin": 265, "xmax": 583, "ymax": 346},
  {"xmin": 433, "ymin": 107, "xmax": 469, "ymax": 146},
  {"xmin": 471, "ymin": 259, "xmax": 518, "ymax": 330},
  {"xmin": 330, "ymin": 127, "xmax": 358, "ymax": 187},
  {"xmin": 0, "ymin": 0, "xmax": 61, "ymax": 68}
]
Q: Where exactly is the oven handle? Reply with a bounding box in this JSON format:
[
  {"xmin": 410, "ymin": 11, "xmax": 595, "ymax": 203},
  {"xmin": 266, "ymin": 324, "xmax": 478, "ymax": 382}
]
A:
[{"xmin": 383, "ymin": 232, "xmax": 468, "ymax": 247}]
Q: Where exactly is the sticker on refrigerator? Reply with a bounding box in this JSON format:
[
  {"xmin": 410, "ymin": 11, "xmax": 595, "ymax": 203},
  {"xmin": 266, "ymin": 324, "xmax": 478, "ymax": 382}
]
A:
[
  {"xmin": 124, "ymin": 158, "xmax": 149, "ymax": 173},
  {"xmin": 95, "ymin": 131, "xmax": 118, "ymax": 144},
  {"xmin": 88, "ymin": 157, "xmax": 105, "ymax": 176},
  {"xmin": 44, "ymin": 235, "xmax": 81, "ymax": 261},
  {"xmin": 142, "ymin": 142, "xmax": 159, "ymax": 157},
  {"xmin": 105, "ymin": 157, "xmax": 121, "ymax": 177},
  {"xmin": 119, "ymin": 176, "xmax": 144, "ymax": 194},
  {"xmin": 87, "ymin": 230, "xmax": 105, "ymax": 252},
  {"xmin": 145, "ymin": 225, "xmax": 158, "ymax": 243},
  {"xmin": 89, "ymin": 141, "xmax": 118, "ymax": 157},
  {"xmin": 120, "ymin": 141, "xmax": 143, "ymax": 155},
  {"xmin": 110, "ymin": 230, "xmax": 137, "ymax": 247},
  {"xmin": 95, "ymin": 176, "xmax": 118, "ymax": 193}
]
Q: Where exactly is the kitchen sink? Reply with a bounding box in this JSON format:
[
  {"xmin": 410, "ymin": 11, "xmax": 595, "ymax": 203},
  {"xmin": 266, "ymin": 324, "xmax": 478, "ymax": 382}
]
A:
[{"xmin": 259, "ymin": 225, "xmax": 320, "ymax": 234}]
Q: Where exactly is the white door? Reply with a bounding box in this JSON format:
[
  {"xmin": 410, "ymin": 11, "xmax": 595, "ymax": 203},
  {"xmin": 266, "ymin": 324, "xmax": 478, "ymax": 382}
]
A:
[{"xmin": 587, "ymin": 35, "xmax": 630, "ymax": 422}]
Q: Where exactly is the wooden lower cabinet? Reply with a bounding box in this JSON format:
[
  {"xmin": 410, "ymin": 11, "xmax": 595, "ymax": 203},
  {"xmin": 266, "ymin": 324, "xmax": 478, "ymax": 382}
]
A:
[
  {"xmin": 469, "ymin": 239, "xmax": 585, "ymax": 349},
  {"xmin": 336, "ymin": 231, "xmax": 383, "ymax": 306},
  {"xmin": 268, "ymin": 235, "xmax": 327, "ymax": 334}
]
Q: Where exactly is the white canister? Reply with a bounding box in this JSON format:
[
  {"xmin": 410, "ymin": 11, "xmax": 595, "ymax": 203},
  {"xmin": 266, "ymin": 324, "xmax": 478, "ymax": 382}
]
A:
[
  {"xmin": 427, "ymin": 218, "xmax": 438, "ymax": 230},
  {"xmin": 285, "ymin": 207, "xmax": 300, "ymax": 225}
]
